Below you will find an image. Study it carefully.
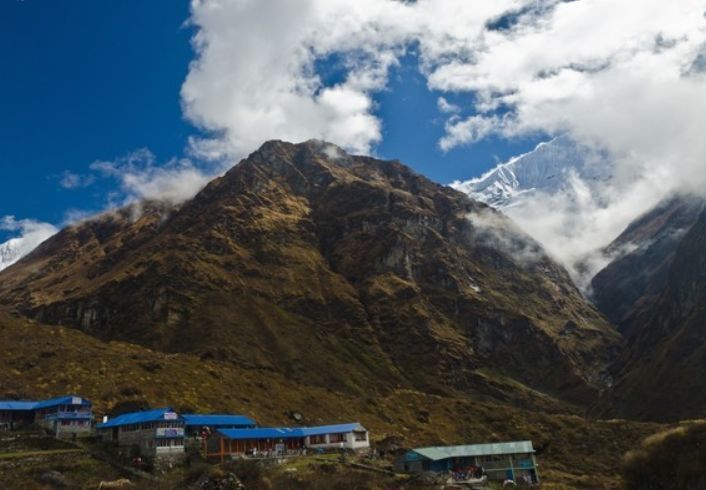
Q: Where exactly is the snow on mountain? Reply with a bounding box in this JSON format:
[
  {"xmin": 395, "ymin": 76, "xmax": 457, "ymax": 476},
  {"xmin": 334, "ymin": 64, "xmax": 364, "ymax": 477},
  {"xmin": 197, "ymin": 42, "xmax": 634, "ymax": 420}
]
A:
[
  {"xmin": 0, "ymin": 239, "xmax": 25, "ymax": 271},
  {"xmin": 450, "ymin": 135, "xmax": 641, "ymax": 292},
  {"xmin": 451, "ymin": 135, "xmax": 613, "ymax": 209},
  {"xmin": 0, "ymin": 217, "xmax": 57, "ymax": 271}
]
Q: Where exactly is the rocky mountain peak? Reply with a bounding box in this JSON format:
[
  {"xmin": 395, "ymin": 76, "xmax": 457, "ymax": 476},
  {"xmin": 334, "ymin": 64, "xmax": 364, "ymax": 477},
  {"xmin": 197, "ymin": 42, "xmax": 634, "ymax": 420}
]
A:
[{"xmin": 0, "ymin": 140, "xmax": 620, "ymax": 407}]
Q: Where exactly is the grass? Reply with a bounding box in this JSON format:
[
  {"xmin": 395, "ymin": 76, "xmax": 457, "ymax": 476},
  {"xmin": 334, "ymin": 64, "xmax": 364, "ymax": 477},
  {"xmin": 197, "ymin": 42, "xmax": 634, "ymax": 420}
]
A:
[
  {"xmin": 0, "ymin": 309, "xmax": 673, "ymax": 488},
  {"xmin": 0, "ymin": 448, "xmax": 84, "ymax": 459}
]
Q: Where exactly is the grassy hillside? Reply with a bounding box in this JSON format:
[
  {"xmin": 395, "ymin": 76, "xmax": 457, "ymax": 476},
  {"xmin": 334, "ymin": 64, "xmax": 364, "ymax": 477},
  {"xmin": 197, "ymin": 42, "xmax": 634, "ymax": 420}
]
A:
[{"xmin": 0, "ymin": 308, "xmax": 663, "ymax": 488}]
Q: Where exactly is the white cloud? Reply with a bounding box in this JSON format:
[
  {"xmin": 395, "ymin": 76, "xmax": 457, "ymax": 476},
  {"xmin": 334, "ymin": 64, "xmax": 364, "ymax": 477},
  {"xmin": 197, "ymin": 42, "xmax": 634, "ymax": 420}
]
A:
[
  {"xmin": 501, "ymin": 168, "xmax": 666, "ymax": 291},
  {"xmin": 0, "ymin": 216, "xmax": 58, "ymax": 271},
  {"xmin": 423, "ymin": 0, "xmax": 706, "ymax": 198},
  {"xmin": 440, "ymin": 114, "xmax": 503, "ymax": 152},
  {"xmin": 437, "ymin": 97, "xmax": 460, "ymax": 114},
  {"xmin": 59, "ymin": 170, "xmax": 95, "ymax": 189},
  {"xmin": 182, "ymin": 0, "xmax": 523, "ymax": 159},
  {"xmin": 467, "ymin": 206, "xmax": 547, "ymax": 268},
  {"xmin": 427, "ymin": 0, "xmax": 706, "ymax": 283},
  {"xmin": 90, "ymin": 148, "xmax": 216, "ymax": 205}
]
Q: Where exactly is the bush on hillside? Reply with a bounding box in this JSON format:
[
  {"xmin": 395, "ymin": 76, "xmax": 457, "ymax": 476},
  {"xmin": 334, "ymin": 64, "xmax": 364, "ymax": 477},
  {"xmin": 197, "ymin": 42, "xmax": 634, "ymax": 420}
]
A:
[{"xmin": 621, "ymin": 421, "xmax": 706, "ymax": 489}]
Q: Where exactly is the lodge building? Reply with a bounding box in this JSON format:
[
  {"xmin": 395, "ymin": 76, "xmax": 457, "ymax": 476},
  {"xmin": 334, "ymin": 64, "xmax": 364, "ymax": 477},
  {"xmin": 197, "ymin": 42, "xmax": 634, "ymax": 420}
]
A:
[
  {"xmin": 0, "ymin": 401, "xmax": 37, "ymax": 431},
  {"xmin": 96, "ymin": 407, "xmax": 186, "ymax": 461},
  {"xmin": 205, "ymin": 422, "xmax": 370, "ymax": 462},
  {"xmin": 396, "ymin": 440, "xmax": 540, "ymax": 484},
  {"xmin": 0, "ymin": 395, "xmax": 93, "ymax": 437},
  {"xmin": 1, "ymin": 391, "xmax": 542, "ymax": 484}
]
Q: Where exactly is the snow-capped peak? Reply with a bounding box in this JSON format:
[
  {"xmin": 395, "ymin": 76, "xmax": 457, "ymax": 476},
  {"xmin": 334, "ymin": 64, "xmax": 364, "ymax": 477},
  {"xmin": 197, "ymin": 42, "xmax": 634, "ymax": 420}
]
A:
[
  {"xmin": 0, "ymin": 217, "xmax": 58, "ymax": 271},
  {"xmin": 0, "ymin": 239, "xmax": 26, "ymax": 271},
  {"xmin": 451, "ymin": 135, "xmax": 613, "ymax": 208}
]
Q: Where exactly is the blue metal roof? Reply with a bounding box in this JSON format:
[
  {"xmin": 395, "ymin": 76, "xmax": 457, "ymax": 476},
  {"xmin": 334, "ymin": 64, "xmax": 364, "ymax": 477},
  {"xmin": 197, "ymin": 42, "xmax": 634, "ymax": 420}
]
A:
[
  {"xmin": 97, "ymin": 408, "xmax": 182, "ymax": 429},
  {"xmin": 0, "ymin": 401, "xmax": 38, "ymax": 411},
  {"xmin": 218, "ymin": 423, "xmax": 365, "ymax": 440},
  {"xmin": 34, "ymin": 395, "xmax": 91, "ymax": 410},
  {"xmin": 218, "ymin": 427, "xmax": 304, "ymax": 440},
  {"xmin": 182, "ymin": 414, "xmax": 256, "ymax": 427},
  {"xmin": 0, "ymin": 395, "xmax": 91, "ymax": 411}
]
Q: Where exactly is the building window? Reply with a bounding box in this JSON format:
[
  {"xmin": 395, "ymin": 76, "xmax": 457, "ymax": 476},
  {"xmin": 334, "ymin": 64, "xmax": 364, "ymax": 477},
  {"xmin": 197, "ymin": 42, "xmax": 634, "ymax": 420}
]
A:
[
  {"xmin": 354, "ymin": 431, "xmax": 366, "ymax": 441},
  {"xmin": 156, "ymin": 438, "xmax": 184, "ymax": 447},
  {"xmin": 329, "ymin": 433, "xmax": 345, "ymax": 443},
  {"xmin": 310, "ymin": 435, "xmax": 326, "ymax": 445}
]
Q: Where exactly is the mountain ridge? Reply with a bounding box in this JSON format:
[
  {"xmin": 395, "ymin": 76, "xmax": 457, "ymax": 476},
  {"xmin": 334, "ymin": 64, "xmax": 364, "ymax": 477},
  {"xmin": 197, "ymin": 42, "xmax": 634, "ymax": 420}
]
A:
[
  {"xmin": 590, "ymin": 194, "xmax": 705, "ymax": 330},
  {"xmin": 0, "ymin": 139, "xmax": 619, "ymax": 408},
  {"xmin": 598, "ymin": 204, "xmax": 706, "ymax": 421}
]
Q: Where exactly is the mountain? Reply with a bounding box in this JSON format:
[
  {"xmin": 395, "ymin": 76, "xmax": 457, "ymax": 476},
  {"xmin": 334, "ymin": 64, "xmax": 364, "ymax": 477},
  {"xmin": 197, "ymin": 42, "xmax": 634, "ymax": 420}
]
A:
[
  {"xmin": 450, "ymin": 135, "xmax": 612, "ymax": 209},
  {"xmin": 599, "ymin": 205, "xmax": 706, "ymax": 421},
  {"xmin": 0, "ymin": 219, "xmax": 57, "ymax": 271},
  {"xmin": 0, "ymin": 140, "xmax": 620, "ymax": 407},
  {"xmin": 590, "ymin": 195, "xmax": 704, "ymax": 330}
]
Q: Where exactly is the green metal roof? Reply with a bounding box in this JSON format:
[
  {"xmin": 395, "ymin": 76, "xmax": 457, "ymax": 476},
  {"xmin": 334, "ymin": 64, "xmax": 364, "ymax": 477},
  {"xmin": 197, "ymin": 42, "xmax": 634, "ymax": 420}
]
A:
[{"xmin": 411, "ymin": 440, "xmax": 534, "ymax": 461}]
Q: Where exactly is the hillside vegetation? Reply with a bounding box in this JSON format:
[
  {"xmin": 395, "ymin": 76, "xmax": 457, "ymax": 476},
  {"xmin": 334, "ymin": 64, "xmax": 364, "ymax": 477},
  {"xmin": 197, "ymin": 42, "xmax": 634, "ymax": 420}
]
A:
[
  {"xmin": 622, "ymin": 422, "xmax": 706, "ymax": 489},
  {"xmin": 0, "ymin": 308, "xmax": 664, "ymax": 488}
]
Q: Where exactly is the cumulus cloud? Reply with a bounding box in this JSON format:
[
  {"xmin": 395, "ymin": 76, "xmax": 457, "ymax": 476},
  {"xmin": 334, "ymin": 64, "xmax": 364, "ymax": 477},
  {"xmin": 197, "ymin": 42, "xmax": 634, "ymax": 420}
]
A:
[
  {"xmin": 90, "ymin": 148, "xmax": 216, "ymax": 205},
  {"xmin": 440, "ymin": 114, "xmax": 502, "ymax": 152},
  {"xmin": 182, "ymin": 0, "xmax": 522, "ymax": 159},
  {"xmin": 180, "ymin": 0, "xmax": 706, "ymax": 285},
  {"xmin": 0, "ymin": 216, "xmax": 58, "ymax": 271}
]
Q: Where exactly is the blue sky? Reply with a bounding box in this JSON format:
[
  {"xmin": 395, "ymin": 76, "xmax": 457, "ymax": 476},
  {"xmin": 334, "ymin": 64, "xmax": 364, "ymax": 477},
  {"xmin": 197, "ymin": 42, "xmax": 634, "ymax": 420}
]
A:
[
  {"xmin": 0, "ymin": 0, "xmax": 541, "ymax": 239},
  {"xmin": 1, "ymin": 1, "xmax": 193, "ymax": 231}
]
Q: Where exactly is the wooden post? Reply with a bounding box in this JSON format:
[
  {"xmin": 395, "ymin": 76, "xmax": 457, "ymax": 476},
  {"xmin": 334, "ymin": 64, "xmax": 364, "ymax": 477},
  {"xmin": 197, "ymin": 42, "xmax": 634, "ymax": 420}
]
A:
[
  {"xmin": 508, "ymin": 455, "xmax": 515, "ymax": 481},
  {"xmin": 220, "ymin": 437, "xmax": 225, "ymax": 464}
]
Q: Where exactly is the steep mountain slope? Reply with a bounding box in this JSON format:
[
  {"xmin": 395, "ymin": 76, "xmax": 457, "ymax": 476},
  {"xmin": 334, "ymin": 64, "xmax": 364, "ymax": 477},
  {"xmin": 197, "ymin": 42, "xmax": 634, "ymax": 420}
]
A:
[
  {"xmin": 600, "ymin": 206, "xmax": 706, "ymax": 421},
  {"xmin": 590, "ymin": 195, "xmax": 704, "ymax": 330},
  {"xmin": 451, "ymin": 136, "xmax": 612, "ymax": 209},
  {"xmin": 0, "ymin": 140, "xmax": 619, "ymax": 405}
]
